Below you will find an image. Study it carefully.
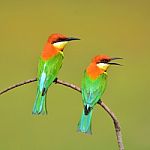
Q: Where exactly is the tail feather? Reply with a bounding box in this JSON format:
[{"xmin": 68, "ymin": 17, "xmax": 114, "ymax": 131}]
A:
[
  {"xmin": 32, "ymin": 88, "xmax": 47, "ymax": 115},
  {"xmin": 77, "ymin": 109, "xmax": 92, "ymax": 134}
]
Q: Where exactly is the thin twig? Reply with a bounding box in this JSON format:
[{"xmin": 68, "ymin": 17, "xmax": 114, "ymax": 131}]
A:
[
  {"xmin": 0, "ymin": 78, "xmax": 124, "ymax": 150},
  {"xmin": 54, "ymin": 78, "xmax": 81, "ymax": 93},
  {"xmin": 0, "ymin": 78, "xmax": 37, "ymax": 95},
  {"xmin": 98, "ymin": 101, "xmax": 124, "ymax": 150}
]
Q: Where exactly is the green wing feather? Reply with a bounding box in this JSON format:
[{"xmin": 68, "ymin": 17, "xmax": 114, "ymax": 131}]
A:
[
  {"xmin": 38, "ymin": 52, "xmax": 64, "ymax": 88},
  {"xmin": 32, "ymin": 52, "xmax": 64, "ymax": 115},
  {"xmin": 82, "ymin": 71, "xmax": 107, "ymax": 107},
  {"xmin": 77, "ymin": 71, "xmax": 107, "ymax": 133}
]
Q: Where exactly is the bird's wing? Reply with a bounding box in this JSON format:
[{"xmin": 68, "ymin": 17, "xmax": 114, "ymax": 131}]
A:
[
  {"xmin": 81, "ymin": 71, "xmax": 107, "ymax": 107},
  {"xmin": 37, "ymin": 52, "xmax": 64, "ymax": 91}
]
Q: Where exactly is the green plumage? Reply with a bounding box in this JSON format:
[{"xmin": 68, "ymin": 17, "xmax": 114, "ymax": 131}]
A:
[
  {"xmin": 32, "ymin": 52, "xmax": 64, "ymax": 115},
  {"xmin": 82, "ymin": 71, "xmax": 107, "ymax": 106},
  {"xmin": 78, "ymin": 71, "xmax": 107, "ymax": 134}
]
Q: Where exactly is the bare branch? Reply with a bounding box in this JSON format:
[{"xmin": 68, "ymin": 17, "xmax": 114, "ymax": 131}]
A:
[
  {"xmin": 0, "ymin": 78, "xmax": 37, "ymax": 95},
  {"xmin": 0, "ymin": 77, "xmax": 124, "ymax": 150},
  {"xmin": 98, "ymin": 101, "xmax": 124, "ymax": 150},
  {"xmin": 54, "ymin": 78, "xmax": 81, "ymax": 93}
]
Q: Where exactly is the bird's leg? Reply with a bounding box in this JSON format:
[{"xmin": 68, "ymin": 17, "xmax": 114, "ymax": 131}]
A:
[
  {"xmin": 53, "ymin": 77, "xmax": 58, "ymax": 83},
  {"xmin": 97, "ymin": 99, "xmax": 102, "ymax": 104}
]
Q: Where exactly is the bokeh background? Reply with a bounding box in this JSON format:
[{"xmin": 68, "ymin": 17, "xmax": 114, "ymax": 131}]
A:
[{"xmin": 0, "ymin": 0, "xmax": 150, "ymax": 149}]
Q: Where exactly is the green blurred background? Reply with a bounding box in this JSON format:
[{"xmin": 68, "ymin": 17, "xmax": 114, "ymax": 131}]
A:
[{"xmin": 0, "ymin": 0, "xmax": 150, "ymax": 149}]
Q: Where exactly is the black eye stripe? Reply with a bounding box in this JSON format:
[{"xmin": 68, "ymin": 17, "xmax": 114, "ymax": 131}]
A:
[
  {"xmin": 52, "ymin": 38, "xmax": 67, "ymax": 44},
  {"xmin": 97, "ymin": 59, "xmax": 109, "ymax": 64},
  {"xmin": 101, "ymin": 59, "xmax": 109, "ymax": 63}
]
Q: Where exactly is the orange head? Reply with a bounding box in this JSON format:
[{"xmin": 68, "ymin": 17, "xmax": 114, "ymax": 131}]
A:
[
  {"xmin": 92, "ymin": 55, "xmax": 122, "ymax": 71},
  {"xmin": 47, "ymin": 33, "xmax": 80, "ymax": 51},
  {"xmin": 87, "ymin": 55, "xmax": 122, "ymax": 79},
  {"xmin": 42, "ymin": 33, "xmax": 80, "ymax": 60}
]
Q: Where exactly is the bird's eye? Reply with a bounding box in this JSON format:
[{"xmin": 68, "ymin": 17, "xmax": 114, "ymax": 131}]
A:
[
  {"xmin": 98, "ymin": 59, "xmax": 109, "ymax": 63},
  {"xmin": 52, "ymin": 38, "xmax": 61, "ymax": 44},
  {"xmin": 52, "ymin": 38, "xmax": 67, "ymax": 44}
]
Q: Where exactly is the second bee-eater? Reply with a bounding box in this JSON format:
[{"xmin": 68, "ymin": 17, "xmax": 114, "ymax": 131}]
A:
[
  {"xmin": 77, "ymin": 55, "xmax": 122, "ymax": 134},
  {"xmin": 32, "ymin": 33, "xmax": 80, "ymax": 115}
]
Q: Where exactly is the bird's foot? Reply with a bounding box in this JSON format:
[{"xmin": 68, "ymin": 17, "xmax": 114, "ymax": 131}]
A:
[{"xmin": 53, "ymin": 77, "xmax": 58, "ymax": 83}]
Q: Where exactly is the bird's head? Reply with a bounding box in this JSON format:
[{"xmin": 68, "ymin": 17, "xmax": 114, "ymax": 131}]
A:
[
  {"xmin": 47, "ymin": 33, "xmax": 80, "ymax": 51},
  {"xmin": 92, "ymin": 55, "xmax": 122, "ymax": 71}
]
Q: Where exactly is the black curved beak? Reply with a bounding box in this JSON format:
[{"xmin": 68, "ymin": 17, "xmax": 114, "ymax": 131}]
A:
[
  {"xmin": 66, "ymin": 37, "xmax": 80, "ymax": 41},
  {"xmin": 108, "ymin": 57, "xmax": 123, "ymax": 66}
]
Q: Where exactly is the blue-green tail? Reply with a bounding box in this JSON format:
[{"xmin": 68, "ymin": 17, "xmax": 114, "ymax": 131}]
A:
[
  {"xmin": 32, "ymin": 88, "xmax": 47, "ymax": 115},
  {"xmin": 77, "ymin": 109, "xmax": 92, "ymax": 134}
]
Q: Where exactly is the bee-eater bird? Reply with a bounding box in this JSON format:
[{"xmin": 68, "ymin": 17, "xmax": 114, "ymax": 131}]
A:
[
  {"xmin": 32, "ymin": 33, "xmax": 80, "ymax": 115},
  {"xmin": 77, "ymin": 55, "xmax": 122, "ymax": 134}
]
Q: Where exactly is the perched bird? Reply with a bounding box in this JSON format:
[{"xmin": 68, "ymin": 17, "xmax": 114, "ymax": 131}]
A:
[
  {"xmin": 77, "ymin": 55, "xmax": 122, "ymax": 134},
  {"xmin": 33, "ymin": 33, "xmax": 80, "ymax": 115}
]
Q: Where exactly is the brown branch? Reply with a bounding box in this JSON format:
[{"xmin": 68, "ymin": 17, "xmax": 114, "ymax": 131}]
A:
[
  {"xmin": 98, "ymin": 101, "xmax": 124, "ymax": 150},
  {"xmin": 0, "ymin": 78, "xmax": 37, "ymax": 95},
  {"xmin": 0, "ymin": 78, "xmax": 124, "ymax": 150}
]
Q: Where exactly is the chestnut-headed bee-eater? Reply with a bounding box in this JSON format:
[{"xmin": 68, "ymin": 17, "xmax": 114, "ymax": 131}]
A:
[
  {"xmin": 77, "ymin": 55, "xmax": 122, "ymax": 134},
  {"xmin": 33, "ymin": 33, "xmax": 80, "ymax": 115}
]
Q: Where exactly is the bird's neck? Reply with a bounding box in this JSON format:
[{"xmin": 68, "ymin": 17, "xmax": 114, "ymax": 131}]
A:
[
  {"xmin": 41, "ymin": 43, "xmax": 60, "ymax": 60},
  {"xmin": 86, "ymin": 63, "xmax": 105, "ymax": 79}
]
